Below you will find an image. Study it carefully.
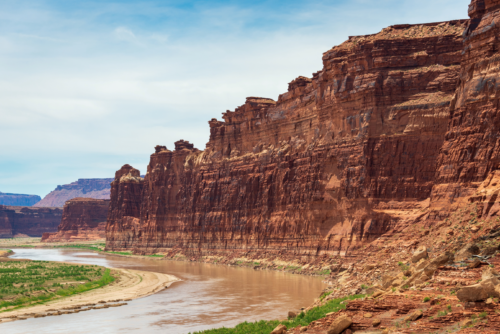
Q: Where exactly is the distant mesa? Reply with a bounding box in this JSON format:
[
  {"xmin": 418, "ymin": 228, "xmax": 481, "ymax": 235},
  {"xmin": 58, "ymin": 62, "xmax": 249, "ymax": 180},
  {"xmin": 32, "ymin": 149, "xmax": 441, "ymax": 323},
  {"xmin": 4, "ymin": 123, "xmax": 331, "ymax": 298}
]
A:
[
  {"xmin": 34, "ymin": 178, "xmax": 114, "ymax": 208},
  {"xmin": 0, "ymin": 192, "xmax": 41, "ymax": 207},
  {"xmin": 0, "ymin": 205, "xmax": 62, "ymax": 238}
]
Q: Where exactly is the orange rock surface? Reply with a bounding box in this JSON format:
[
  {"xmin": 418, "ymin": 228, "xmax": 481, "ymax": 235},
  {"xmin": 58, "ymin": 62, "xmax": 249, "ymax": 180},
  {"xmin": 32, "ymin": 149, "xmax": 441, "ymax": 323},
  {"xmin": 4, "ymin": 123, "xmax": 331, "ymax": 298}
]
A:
[{"xmin": 42, "ymin": 198, "xmax": 109, "ymax": 242}]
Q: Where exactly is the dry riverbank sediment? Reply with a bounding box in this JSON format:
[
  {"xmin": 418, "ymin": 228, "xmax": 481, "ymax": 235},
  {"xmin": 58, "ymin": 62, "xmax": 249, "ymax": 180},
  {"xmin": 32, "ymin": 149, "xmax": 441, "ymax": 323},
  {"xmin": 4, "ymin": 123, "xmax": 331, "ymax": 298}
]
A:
[{"xmin": 0, "ymin": 267, "xmax": 179, "ymax": 323}]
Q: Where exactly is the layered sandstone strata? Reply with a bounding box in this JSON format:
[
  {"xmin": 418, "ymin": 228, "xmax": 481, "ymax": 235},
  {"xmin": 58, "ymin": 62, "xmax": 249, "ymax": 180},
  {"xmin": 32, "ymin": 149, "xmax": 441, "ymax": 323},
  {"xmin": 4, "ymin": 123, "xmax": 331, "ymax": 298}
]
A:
[
  {"xmin": 0, "ymin": 206, "xmax": 62, "ymax": 238},
  {"xmin": 428, "ymin": 0, "xmax": 500, "ymax": 221},
  {"xmin": 0, "ymin": 192, "xmax": 41, "ymax": 207},
  {"xmin": 35, "ymin": 178, "xmax": 114, "ymax": 208},
  {"xmin": 107, "ymin": 20, "xmax": 468, "ymax": 255},
  {"xmin": 42, "ymin": 198, "xmax": 110, "ymax": 242}
]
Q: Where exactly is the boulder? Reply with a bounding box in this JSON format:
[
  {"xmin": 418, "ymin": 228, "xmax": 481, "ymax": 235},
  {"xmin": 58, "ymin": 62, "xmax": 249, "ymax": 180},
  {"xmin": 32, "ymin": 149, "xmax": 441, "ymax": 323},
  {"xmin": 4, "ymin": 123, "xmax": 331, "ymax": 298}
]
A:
[
  {"xmin": 392, "ymin": 279, "xmax": 403, "ymax": 287},
  {"xmin": 366, "ymin": 284, "xmax": 382, "ymax": 295},
  {"xmin": 372, "ymin": 289, "xmax": 385, "ymax": 298},
  {"xmin": 382, "ymin": 274, "xmax": 396, "ymax": 289},
  {"xmin": 482, "ymin": 267, "xmax": 499, "ymax": 280},
  {"xmin": 457, "ymin": 278, "xmax": 499, "ymax": 302},
  {"xmin": 468, "ymin": 259, "xmax": 481, "ymax": 269},
  {"xmin": 461, "ymin": 319, "xmax": 473, "ymax": 327},
  {"xmin": 288, "ymin": 311, "xmax": 297, "ymax": 319},
  {"xmin": 412, "ymin": 246, "xmax": 428, "ymax": 263},
  {"xmin": 455, "ymin": 244, "xmax": 480, "ymax": 261},
  {"xmin": 430, "ymin": 252, "xmax": 454, "ymax": 267},
  {"xmin": 372, "ymin": 318, "xmax": 381, "ymax": 327},
  {"xmin": 423, "ymin": 263, "xmax": 439, "ymax": 278},
  {"xmin": 414, "ymin": 259, "xmax": 429, "ymax": 271},
  {"xmin": 327, "ymin": 315, "xmax": 352, "ymax": 334},
  {"xmin": 271, "ymin": 324, "xmax": 287, "ymax": 334},
  {"xmin": 406, "ymin": 310, "xmax": 423, "ymax": 321}
]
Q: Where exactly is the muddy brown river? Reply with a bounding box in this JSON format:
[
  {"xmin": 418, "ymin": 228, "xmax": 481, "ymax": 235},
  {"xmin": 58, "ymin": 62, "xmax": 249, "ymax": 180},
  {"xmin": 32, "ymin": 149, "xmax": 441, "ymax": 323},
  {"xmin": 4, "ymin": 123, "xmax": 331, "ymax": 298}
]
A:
[{"xmin": 2, "ymin": 249, "xmax": 325, "ymax": 334}]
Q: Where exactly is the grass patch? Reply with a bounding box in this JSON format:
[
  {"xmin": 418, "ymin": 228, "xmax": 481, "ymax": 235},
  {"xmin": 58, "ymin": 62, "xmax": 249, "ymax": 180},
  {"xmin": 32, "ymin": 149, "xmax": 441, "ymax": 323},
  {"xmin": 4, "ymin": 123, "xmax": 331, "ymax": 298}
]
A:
[
  {"xmin": 316, "ymin": 269, "xmax": 331, "ymax": 276},
  {"xmin": 106, "ymin": 251, "xmax": 133, "ymax": 256},
  {"xmin": 0, "ymin": 261, "xmax": 115, "ymax": 311},
  {"xmin": 49, "ymin": 244, "xmax": 104, "ymax": 252},
  {"xmin": 189, "ymin": 294, "xmax": 365, "ymax": 334},
  {"xmin": 285, "ymin": 266, "xmax": 302, "ymax": 271},
  {"xmin": 320, "ymin": 291, "xmax": 332, "ymax": 301}
]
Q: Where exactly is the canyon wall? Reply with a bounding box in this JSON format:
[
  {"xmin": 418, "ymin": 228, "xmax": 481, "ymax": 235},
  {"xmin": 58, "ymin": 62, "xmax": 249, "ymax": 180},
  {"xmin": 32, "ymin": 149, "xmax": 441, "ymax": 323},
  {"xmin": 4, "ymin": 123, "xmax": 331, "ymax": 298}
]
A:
[
  {"xmin": 0, "ymin": 192, "xmax": 41, "ymax": 207},
  {"xmin": 42, "ymin": 198, "xmax": 109, "ymax": 242},
  {"xmin": 428, "ymin": 0, "xmax": 500, "ymax": 220},
  {"xmin": 35, "ymin": 178, "xmax": 113, "ymax": 208},
  {"xmin": 107, "ymin": 20, "xmax": 471, "ymax": 255},
  {"xmin": 0, "ymin": 206, "xmax": 62, "ymax": 238}
]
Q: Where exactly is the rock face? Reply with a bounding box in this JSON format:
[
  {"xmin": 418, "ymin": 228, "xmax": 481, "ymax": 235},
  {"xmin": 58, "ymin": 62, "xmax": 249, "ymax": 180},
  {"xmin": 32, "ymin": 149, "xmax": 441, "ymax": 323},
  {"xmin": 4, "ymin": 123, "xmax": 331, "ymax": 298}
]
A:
[
  {"xmin": 41, "ymin": 198, "xmax": 110, "ymax": 242},
  {"xmin": 427, "ymin": 0, "xmax": 500, "ymax": 223},
  {"xmin": 34, "ymin": 178, "xmax": 114, "ymax": 208},
  {"xmin": 0, "ymin": 206, "xmax": 62, "ymax": 238},
  {"xmin": 0, "ymin": 192, "xmax": 41, "ymax": 207},
  {"xmin": 106, "ymin": 165, "xmax": 144, "ymax": 249},
  {"xmin": 106, "ymin": 20, "xmax": 469, "ymax": 255}
]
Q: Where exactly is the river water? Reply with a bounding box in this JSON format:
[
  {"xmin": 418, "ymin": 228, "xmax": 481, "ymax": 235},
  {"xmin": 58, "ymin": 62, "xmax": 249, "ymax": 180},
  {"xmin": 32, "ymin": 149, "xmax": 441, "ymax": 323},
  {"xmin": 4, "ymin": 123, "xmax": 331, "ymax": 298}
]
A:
[{"xmin": 2, "ymin": 249, "xmax": 325, "ymax": 334}]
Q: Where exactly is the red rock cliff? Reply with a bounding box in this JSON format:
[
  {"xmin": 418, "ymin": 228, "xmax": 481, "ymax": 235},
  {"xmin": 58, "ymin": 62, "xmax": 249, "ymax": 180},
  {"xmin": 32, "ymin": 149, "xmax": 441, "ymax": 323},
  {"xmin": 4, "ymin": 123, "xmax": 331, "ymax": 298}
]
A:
[
  {"xmin": 0, "ymin": 206, "xmax": 62, "ymax": 238},
  {"xmin": 41, "ymin": 198, "xmax": 110, "ymax": 242},
  {"xmin": 106, "ymin": 20, "xmax": 469, "ymax": 255},
  {"xmin": 421, "ymin": 0, "xmax": 500, "ymax": 224}
]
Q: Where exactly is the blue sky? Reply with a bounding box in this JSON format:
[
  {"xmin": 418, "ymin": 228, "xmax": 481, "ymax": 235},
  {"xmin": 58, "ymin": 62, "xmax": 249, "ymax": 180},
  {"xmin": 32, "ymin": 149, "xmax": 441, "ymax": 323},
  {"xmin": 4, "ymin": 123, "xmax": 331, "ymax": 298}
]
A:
[{"xmin": 0, "ymin": 0, "xmax": 470, "ymax": 197}]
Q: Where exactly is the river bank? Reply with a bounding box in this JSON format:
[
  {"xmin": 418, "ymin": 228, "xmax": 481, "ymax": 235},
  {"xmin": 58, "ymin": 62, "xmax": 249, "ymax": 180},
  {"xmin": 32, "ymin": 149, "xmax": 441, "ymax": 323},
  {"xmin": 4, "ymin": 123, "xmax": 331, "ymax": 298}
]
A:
[
  {"xmin": 0, "ymin": 249, "xmax": 13, "ymax": 257},
  {"xmin": 0, "ymin": 238, "xmax": 336, "ymax": 279},
  {"xmin": 0, "ymin": 249, "xmax": 179, "ymax": 324}
]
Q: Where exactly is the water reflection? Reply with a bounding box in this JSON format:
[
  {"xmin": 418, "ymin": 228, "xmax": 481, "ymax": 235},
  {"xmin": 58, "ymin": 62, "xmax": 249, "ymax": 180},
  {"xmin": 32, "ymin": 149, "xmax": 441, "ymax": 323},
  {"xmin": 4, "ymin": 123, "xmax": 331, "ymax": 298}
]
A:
[{"xmin": 3, "ymin": 249, "xmax": 325, "ymax": 334}]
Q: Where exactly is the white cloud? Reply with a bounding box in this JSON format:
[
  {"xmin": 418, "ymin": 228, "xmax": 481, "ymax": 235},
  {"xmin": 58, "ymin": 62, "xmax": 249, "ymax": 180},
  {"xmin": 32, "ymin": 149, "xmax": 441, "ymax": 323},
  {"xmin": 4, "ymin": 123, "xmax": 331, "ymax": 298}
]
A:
[
  {"xmin": 113, "ymin": 26, "xmax": 138, "ymax": 43},
  {"xmin": 0, "ymin": 0, "xmax": 471, "ymax": 196}
]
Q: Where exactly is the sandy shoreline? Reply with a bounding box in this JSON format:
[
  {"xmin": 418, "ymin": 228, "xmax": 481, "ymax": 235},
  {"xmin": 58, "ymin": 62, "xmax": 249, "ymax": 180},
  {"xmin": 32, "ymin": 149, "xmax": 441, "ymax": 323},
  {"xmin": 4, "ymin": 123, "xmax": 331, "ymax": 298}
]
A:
[{"xmin": 0, "ymin": 266, "xmax": 179, "ymax": 323}]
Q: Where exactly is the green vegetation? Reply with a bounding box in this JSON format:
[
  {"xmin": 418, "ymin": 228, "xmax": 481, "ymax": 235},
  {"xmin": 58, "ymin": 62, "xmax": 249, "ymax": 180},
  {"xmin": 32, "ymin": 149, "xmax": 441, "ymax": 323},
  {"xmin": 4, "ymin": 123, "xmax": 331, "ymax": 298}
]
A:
[
  {"xmin": 48, "ymin": 244, "xmax": 163, "ymax": 258},
  {"xmin": 106, "ymin": 251, "xmax": 133, "ymax": 256},
  {"xmin": 437, "ymin": 310, "xmax": 448, "ymax": 317},
  {"xmin": 397, "ymin": 262, "xmax": 409, "ymax": 272},
  {"xmin": 316, "ymin": 269, "xmax": 331, "ymax": 276},
  {"xmin": 319, "ymin": 291, "xmax": 332, "ymax": 301},
  {"xmin": 285, "ymin": 266, "xmax": 302, "ymax": 271},
  {"xmin": 0, "ymin": 261, "xmax": 115, "ymax": 312},
  {"xmin": 49, "ymin": 244, "xmax": 104, "ymax": 252},
  {"xmin": 189, "ymin": 294, "xmax": 365, "ymax": 334}
]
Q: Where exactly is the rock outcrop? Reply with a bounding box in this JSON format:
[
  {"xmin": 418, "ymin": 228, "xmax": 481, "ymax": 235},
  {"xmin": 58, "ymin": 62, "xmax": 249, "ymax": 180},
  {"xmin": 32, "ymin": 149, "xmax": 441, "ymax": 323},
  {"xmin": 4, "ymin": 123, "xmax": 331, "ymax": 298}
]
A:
[
  {"xmin": 106, "ymin": 20, "xmax": 468, "ymax": 255},
  {"xmin": 41, "ymin": 198, "xmax": 109, "ymax": 242},
  {"xmin": 0, "ymin": 206, "xmax": 62, "ymax": 238},
  {"xmin": 34, "ymin": 178, "xmax": 114, "ymax": 208},
  {"xmin": 0, "ymin": 192, "xmax": 41, "ymax": 207}
]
